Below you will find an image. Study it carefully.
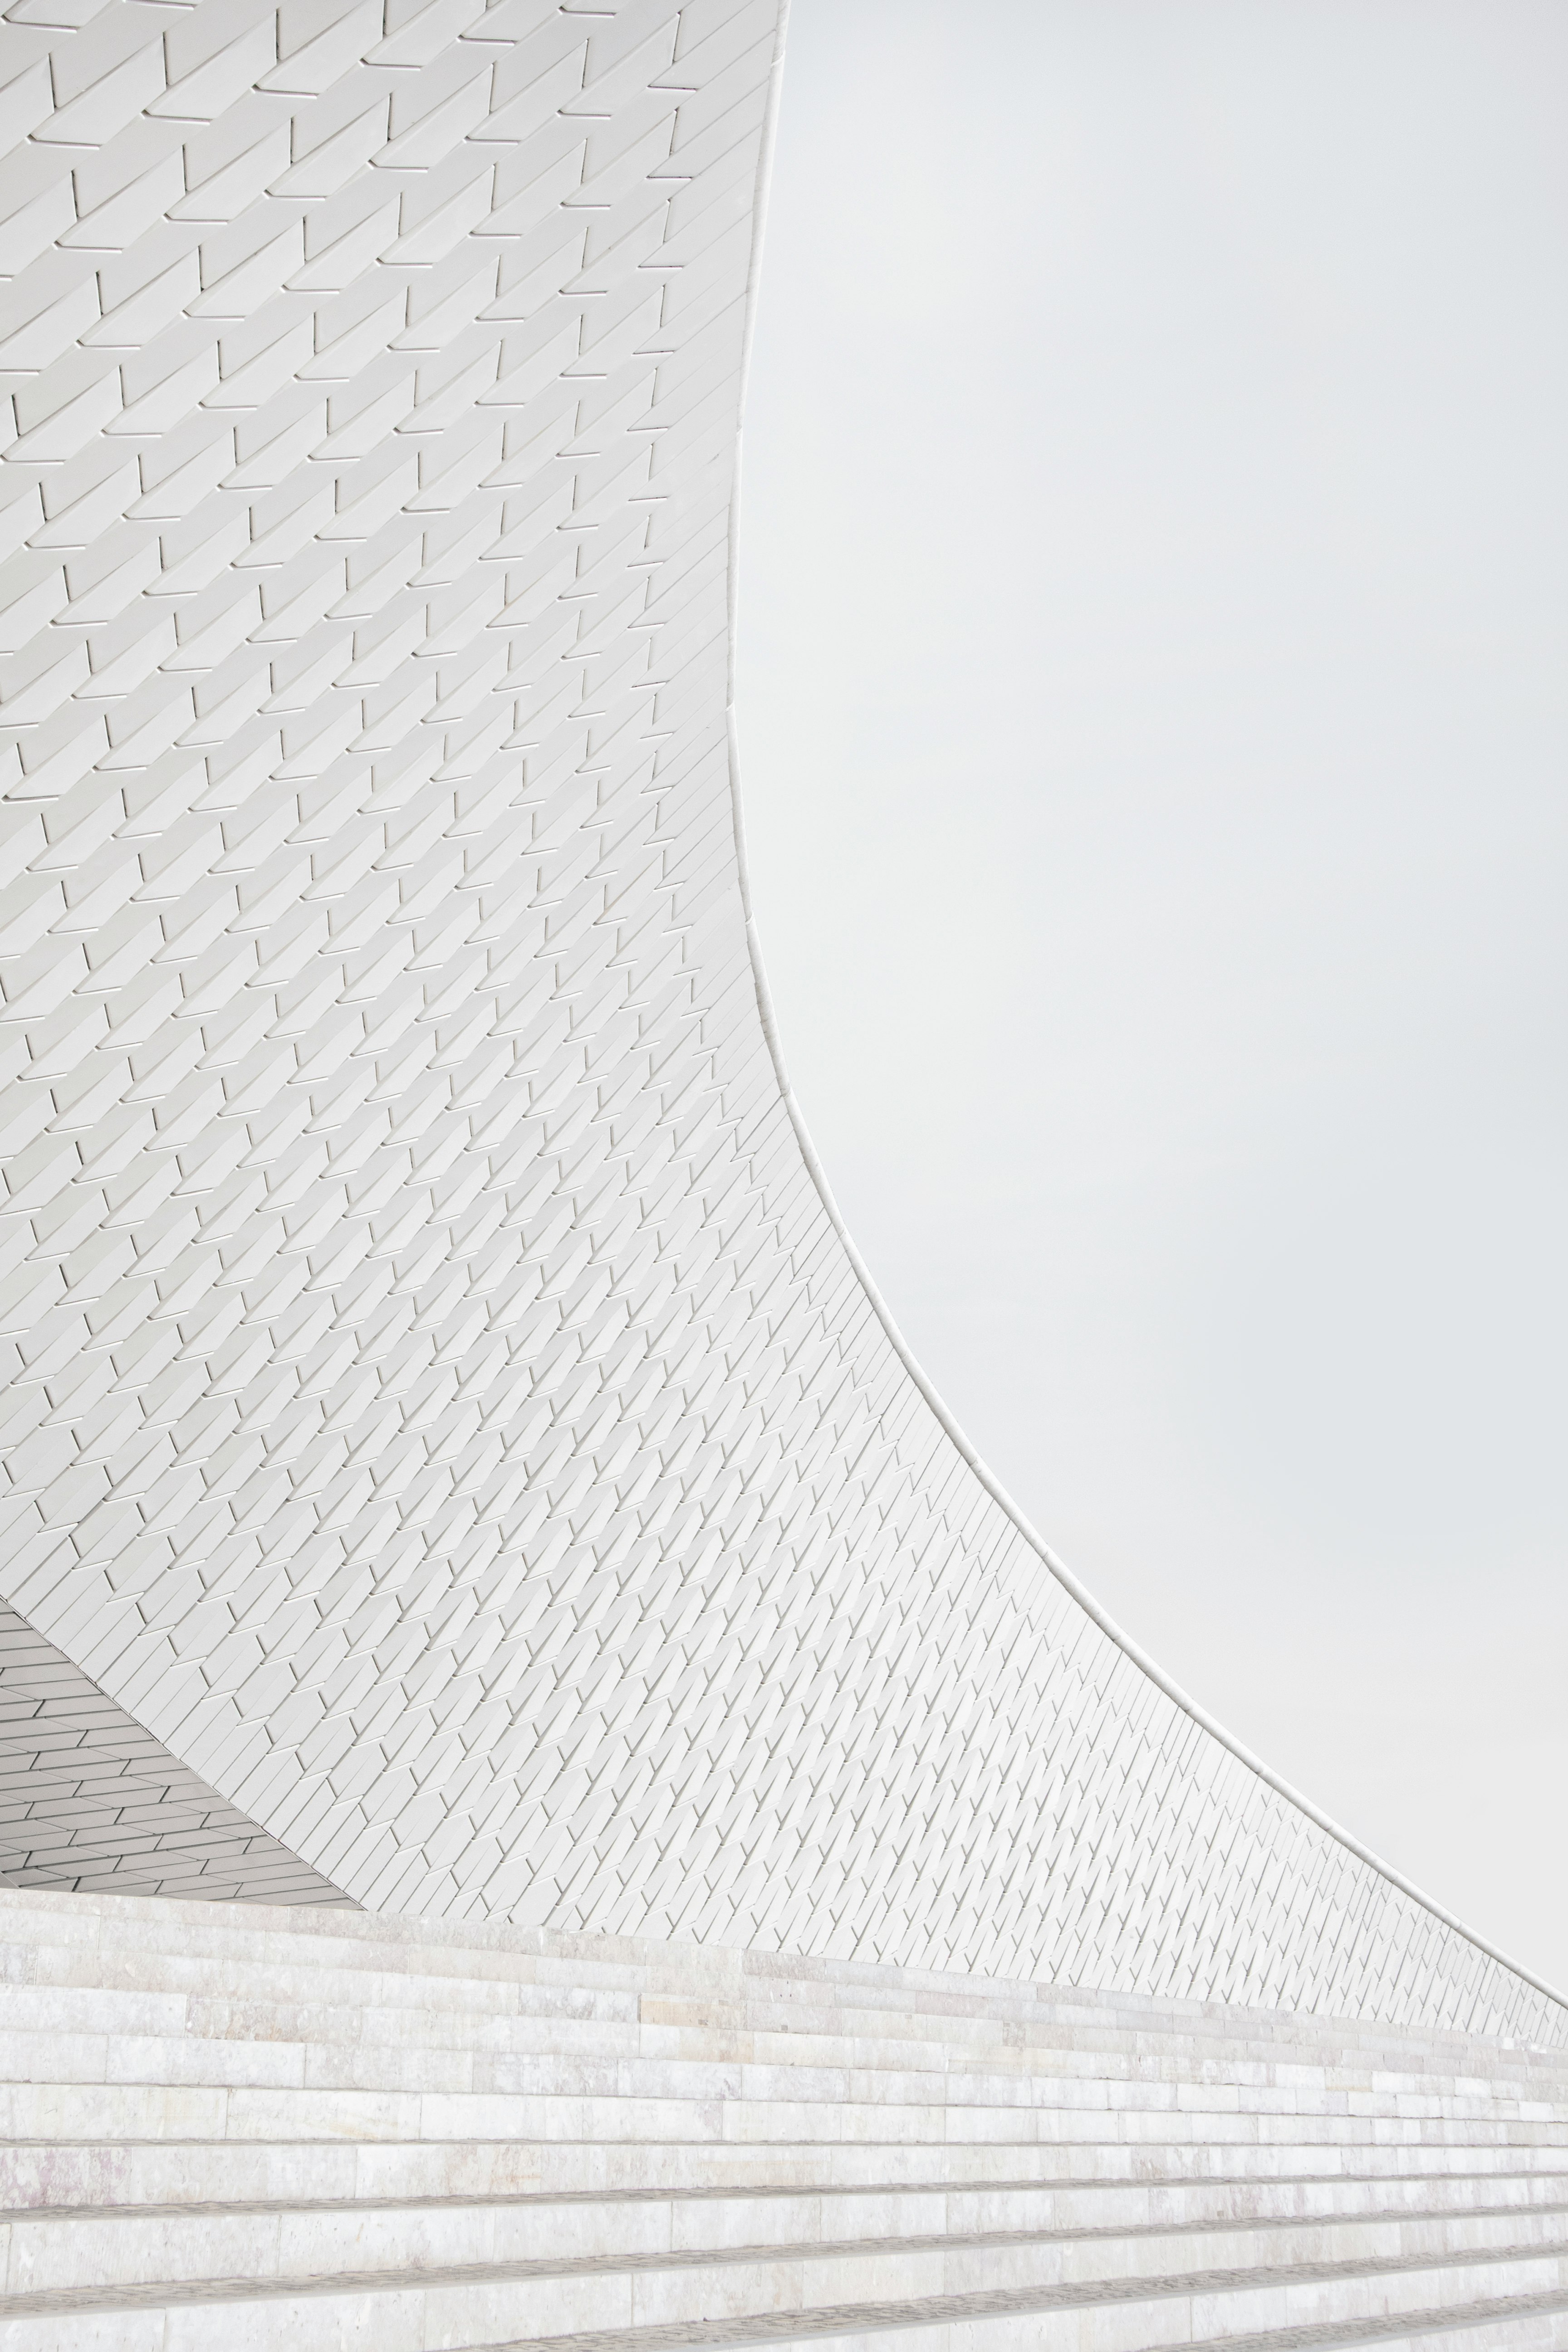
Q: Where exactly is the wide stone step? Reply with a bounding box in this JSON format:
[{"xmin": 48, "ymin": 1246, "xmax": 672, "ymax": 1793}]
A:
[
  {"xmin": 12, "ymin": 2166, "xmax": 1565, "ymax": 2232},
  {"xmin": 1, "ymin": 2224, "xmax": 1567, "ymax": 2352},
  {"xmin": 3, "ymin": 2075, "xmax": 1564, "ymax": 2152},
  {"xmin": 0, "ymin": 1984, "xmax": 1558, "ymax": 2101},
  {"xmin": 1, "ymin": 1981, "xmax": 1558, "ymax": 2117},
  {"xmin": 669, "ymin": 1982, "xmax": 1568, "ymax": 2070},
  {"xmin": 6, "ymin": 2140, "xmax": 1566, "ymax": 2217},
  {"xmin": 2, "ymin": 2027, "xmax": 1556, "ymax": 2136},
  {"xmin": 4, "ymin": 1895, "xmax": 1561, "ymax": 2081},
  {"xmin": 3, "ymin": 1895, "xmax": 1562, "ymax": 2347},
  {"xmin": 3, "ymin": 2172, "xmax": 1568, "ymax": 2296},
  {"xmin": 5, "ymin": 1937, "xmax": 1560, "ymax": 2089},
  {"xmin": 2, "ymin": 1991, "xmax": 1554, "ymax": 2128},
  {"xmin": 4, "ymin": 1986, "xmax": 1559, "ymax": 2126},
  {"xmin": 666, "ymin": 2021, "xmax": 1568, "ymax": 2100},
  {"xmin": 12, "ymin": 1928, "xmax": 1561, "ymax": 2060},
  {"xmin": 643, "ymin": 1996, "xmax": 1568, "ymax": 2083}
]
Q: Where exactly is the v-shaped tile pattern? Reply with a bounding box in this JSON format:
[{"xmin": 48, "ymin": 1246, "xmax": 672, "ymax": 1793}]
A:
[{"xmin": 0, "ymin": 0, "xmax": 1560, "ymax": 2042}]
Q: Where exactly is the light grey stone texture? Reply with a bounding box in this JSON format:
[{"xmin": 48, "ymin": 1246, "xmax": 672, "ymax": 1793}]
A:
[
  {"xmin": 0, "ymin": 0, "xmax": 1560, "ymax": 2050},
  {"xmin": 0, "ymin": 1890, "xmax": 1566, "ymax": 2349}
]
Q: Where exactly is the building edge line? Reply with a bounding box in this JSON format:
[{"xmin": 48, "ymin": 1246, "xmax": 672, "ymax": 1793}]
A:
[
  {"xmin": 717, "ymin": 0, "xmax": 1566, "ymax": 2034},
  {"xmin": 731, "ymin": 747, "xmax": 1567, "ymax": 2029}
]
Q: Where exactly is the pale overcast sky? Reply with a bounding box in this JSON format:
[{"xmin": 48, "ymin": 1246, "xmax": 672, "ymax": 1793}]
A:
[{"xmin": 736, "ymin": 1, "xmax": 1568, "ymax": 1990}]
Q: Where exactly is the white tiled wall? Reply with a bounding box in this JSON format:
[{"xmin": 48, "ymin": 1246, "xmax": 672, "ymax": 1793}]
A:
[
  {"xmin": 0, "ymin": 1600, "xmax": 348, "ymax": 1901},
  {"xmin": 0, "ymin": 0, "xmax": 1559, "ymax": 2045}
]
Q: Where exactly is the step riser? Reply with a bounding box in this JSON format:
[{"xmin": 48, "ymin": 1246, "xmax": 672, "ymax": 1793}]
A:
[
  {"xmin": 2, "ymin": 1894, "xmax": 1563, "ymax": 2352},
  {"xmin": 1392, "ymin": 2321, "xmax": 1568, "ymax": 2352},
  {"xmin": 5, "ymin": 1947, "xmax": 1562, "ymax": 2087},
  {"xmin": 4, "ymin": 2082, "xmax": 1566, "ymax": 2149},
  {"xmin": 10, "ymin": 2171, "xmax": 1568, "ymax": 2255},
  {"xmin": 6, "ymin": 2195, "xmax": 1568, "ymax": 2297},
  {"xmin": 7, "ymin": 2145, "xmax": 1568, "ymax": 2216},
  {"xmin": 4, "ymin": 2247, "xmax": 1568, "ymax": 2352},
  {"xmin": 4, "ymin": 2038, "xmax": 1558, "ymax": 2126},
  {"xmin": 15, "ymin": 1997, "xmax": 1534, "ymax": 2078},
  {"xmin": 10, "ymin": 1939, "xmax": 1563, "ymax": 2044},
  {"xmin": 3, "ymin": 1908, "xmax": 1560, "ymax": 2073},
  {"xmin": 3, "ymin": 1994, "xmax": 1560, "ymax": 2109}
]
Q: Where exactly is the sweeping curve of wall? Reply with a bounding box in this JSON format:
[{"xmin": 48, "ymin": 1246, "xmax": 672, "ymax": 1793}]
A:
[{"xmin": 0, "ymin": 0, "xmax": 1559, "ymax": 2044}]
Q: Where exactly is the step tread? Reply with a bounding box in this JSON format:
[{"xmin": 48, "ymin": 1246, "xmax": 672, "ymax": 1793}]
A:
[
  {"xmin": 7, "ymin": 2153, "xmax": 1565, "ymax": 2219},
  {"xmin": 3, "ymin": 2215, "xmax": 1566, "ymax": 2318},
  {"xmin": 3, "ymin": 2012, "xmax": 1557, "ymax": 2095},
  {"xmin": 10, "ymin": 1960, "xmax": 1558, "ymax": 2048},
  {"xmin": 430, "ymin": 2283, "xmax": 1568, "ymax": 2352},
  {"xmin": 2, "ymin": 1897, "xmax": 1559, "ymax": 2063},
  {"xmin": 6, "ymin": 1981, "xmax": 1560, "ymax": 2097},
  {"xmin": 6, "ymin": 2177, "xmax": 1568, "ymax": 2228},
  {"xmin": 4, "ymin": 1892, "xmax": 1564, "ymax": 2347}
]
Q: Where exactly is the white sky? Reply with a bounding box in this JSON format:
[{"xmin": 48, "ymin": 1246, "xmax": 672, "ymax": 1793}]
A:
[{"xmin": 736, "ymin": 0, "xmax": 1568, "ymax": 1992}]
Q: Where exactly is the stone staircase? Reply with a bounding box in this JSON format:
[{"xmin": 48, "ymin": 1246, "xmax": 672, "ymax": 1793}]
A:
[{"xmin": 1, "ymin": 1888, "xmax": 1566, "ymax": 2350}]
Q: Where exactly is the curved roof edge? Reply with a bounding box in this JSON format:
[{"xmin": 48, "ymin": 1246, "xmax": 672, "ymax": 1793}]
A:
[{"xmin": 723, "ymin": 0, "xmax": 1565, "ymax": 2031}]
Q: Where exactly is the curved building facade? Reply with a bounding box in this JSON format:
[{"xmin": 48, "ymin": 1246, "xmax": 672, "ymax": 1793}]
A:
[{"xmin": 0, "ymin": 0, "xmax": 1559, "ymax": 2047}]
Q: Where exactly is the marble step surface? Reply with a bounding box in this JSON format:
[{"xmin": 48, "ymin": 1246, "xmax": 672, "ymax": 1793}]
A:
[
  {"xmin": 3, "ymin": 2170, "xmax": 1568, "ymax": 2295},
  {"xmin": 2, "ymin": 1976, "xmax": 1562, "ymax": 2117},
  {"xmin": 5, "ymin": 1956, "xmax": 1563, "ymax": 2143},
  {"xmin": 5, "ymin": 2087, "xmax": 1566, "ymax": 2160},
  {"xmin": 3, "ymin": 2034, "xmax": 1559, "ymax": 2138},
  {"xmin": 2, "ymin": 1888, "xmax": 1565, "ymax": 2350},
  {"xmin": 2, "ymin": 2224, "xmax": 1568, "ymax": 2352},
  {"xmin": 1, "ymin": 1983, "xmax": 1560, "ymax": 2127},
  {"xmin": 8, "ymin": 2139, "xmax": 1568, "ymax": 2217},
  {"xmin": 5, "ymin": 1893, "xmax": 1561, "ymax": 2071}
]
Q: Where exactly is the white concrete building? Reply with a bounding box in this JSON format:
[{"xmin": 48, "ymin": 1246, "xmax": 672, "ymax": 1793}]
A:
[
  {"xmin": 4, "ymin": 8, "xmax": 1568, "ymax": 2344},
  {"xmin": 0, "ymin": 0, "xmax": 1560, "ymax": 2051}
]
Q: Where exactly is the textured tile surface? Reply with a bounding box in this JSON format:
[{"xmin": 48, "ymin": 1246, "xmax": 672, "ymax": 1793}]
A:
[
  {"xmin": 0, "ymin": 0, "xmax": 1560, "ymax": 2045},
  {"xmin": 0, "ymin": 1600, "xmax": 349, "ymax": 1902}
]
